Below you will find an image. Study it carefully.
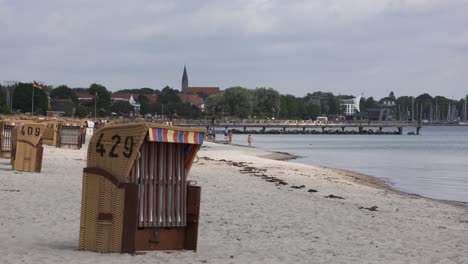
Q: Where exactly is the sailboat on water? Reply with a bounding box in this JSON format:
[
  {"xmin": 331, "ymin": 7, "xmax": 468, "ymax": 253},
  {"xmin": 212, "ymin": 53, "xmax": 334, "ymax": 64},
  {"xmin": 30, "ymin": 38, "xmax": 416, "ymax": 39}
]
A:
[{"xmin": 459, "ymin": 96, "xmax": 468, "ymax": 126}]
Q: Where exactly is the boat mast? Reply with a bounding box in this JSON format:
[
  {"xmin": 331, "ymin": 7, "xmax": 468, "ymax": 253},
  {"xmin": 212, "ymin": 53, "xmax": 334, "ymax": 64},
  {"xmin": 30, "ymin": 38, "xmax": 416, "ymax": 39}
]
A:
[
  {"xmin": 465, "ymin": 95, "xmax": 468, "ymax": 121},
  {"xmin": 447, "ymin": 102, "xmax": 450, "ymax": 121}
]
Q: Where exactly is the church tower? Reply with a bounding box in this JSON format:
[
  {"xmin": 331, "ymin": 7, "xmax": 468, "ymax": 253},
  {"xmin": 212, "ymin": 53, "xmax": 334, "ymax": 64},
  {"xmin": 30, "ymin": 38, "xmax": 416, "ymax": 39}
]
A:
[{"xmin": 181, "ymin": 65, "xmax": 188, "ymax": 93}]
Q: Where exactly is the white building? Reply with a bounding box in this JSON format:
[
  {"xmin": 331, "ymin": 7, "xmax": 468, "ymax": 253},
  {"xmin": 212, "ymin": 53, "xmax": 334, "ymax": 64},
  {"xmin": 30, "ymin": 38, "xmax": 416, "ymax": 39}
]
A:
[
  {"xmin": 111, "ymin": 93, "xmax": 141, "ymax": 115},
  {"xmin": 340, "ymin": 95, "xmax": 361, "ymax": 116}
]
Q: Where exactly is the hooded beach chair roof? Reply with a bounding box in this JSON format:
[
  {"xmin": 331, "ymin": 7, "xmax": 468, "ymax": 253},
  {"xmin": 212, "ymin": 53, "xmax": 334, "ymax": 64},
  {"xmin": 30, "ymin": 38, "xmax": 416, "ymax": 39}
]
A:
[
  {"xmin": 87, "ymin": 123, "xmax": 206, "ymax": 183},
  {"xmin": 12, "ymin": 123, "xmax": 46, "ymax": 148}
]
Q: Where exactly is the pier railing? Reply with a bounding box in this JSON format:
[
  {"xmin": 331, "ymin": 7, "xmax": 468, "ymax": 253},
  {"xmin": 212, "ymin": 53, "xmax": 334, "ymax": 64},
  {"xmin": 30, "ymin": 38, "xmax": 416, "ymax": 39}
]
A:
[{"xmin": 172, "ymin": 119, "xmax": 422, "ymax": 128}]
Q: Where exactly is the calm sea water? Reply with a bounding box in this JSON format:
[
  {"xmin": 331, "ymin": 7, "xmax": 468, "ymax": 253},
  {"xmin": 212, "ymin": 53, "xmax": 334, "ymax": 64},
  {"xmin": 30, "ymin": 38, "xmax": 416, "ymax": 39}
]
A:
[{"xmin": 228, "ymin": 126, "xmax": 468, "ymax": 203}]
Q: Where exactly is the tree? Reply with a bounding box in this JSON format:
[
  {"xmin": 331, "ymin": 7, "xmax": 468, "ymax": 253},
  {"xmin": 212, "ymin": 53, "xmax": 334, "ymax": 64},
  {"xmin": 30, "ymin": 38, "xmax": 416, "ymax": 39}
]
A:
[
  {"xmin": 415, "ymin": 93, "xmax": 434, "ymax": 120},
  {"xmin": 363, "ymin": 97, "xmax": 379, "ymax": 110},
  {"xmin": 253, "ymin": 87, "xmax": 280, "ymax": 118},
  {"xmin": 279, "ymin": 94, "xmax": 305, "ymax": 119},
  {"xmin": 302, "ymin": 94, "xmax": 321, "ymax": 119},
  {"xmin": 111, "ymin": 101, "xmax": 134, "ymax": 116},
  {"xmin": 73, "ymin": 87, "xmax": 89, "ymax": 93},
  {"xmin": 50, "ymin": 85, "xmax": 78, "ymax": 105},
  {"xmin": 175, "ymin": 102, "xmax": 202, "ymax": 119},
  {"xmin": 157, "ymin": 86, "xmax": 182, "ymax": 116},
  {"xmin": 303, "ymin": 91, "xmax": 340, "ymax": 116},
  {"xmin": 75, "ymin": 105, "xmax": 91, "ymax": 118},
  {"xmin": 13, "ymin": 82, "xmax": 48, "ymax": 114},
  {"xmin": 89, "ymin": 83, "xmax": 111, "ymax": 116},
  {"xmin": 205, "ymin": 93, "xmax": 225, "ymax": 118},
  {"xmin": 158, "ymin": 86, "xmax": 181, "ymax": 104},
  {"xmin": 223, "ymin": 87, "xmax": 253, "ymax": 118},
  {"xmin": 0, "ymin": 85, "xmax": 9, "ymax": 114},
  {"xmin": 138, "ymin": 94, "xmax": 151, "ymax": 115},
  {"xmin": 116, "ymin": 88, "xmax": 156, "ymax": 94}
]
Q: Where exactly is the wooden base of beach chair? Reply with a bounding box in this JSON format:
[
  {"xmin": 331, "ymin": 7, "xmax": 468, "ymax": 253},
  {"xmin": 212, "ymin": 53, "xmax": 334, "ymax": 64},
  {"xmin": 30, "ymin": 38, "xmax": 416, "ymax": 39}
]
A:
[
  {"xmin": 134, "ymin": 185, "xmax": 201, "ymax": 252},
  {"xmin": 60, "ymin": 144, "xmax": 80, "ymax": 150},
  {"xmin": 0, "ymin": 151, "xmax": 11, "ymax": 159},
  {"xmin": 12, "ymin": 144, "xmax": 43, "ymax": 173}
]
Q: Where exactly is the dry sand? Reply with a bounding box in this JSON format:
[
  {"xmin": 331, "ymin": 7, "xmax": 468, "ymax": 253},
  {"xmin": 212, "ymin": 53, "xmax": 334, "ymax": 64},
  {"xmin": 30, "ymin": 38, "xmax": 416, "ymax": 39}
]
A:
[{"xmin": 0, "ymin": 140, "xmax": 467, "ymax": 264}]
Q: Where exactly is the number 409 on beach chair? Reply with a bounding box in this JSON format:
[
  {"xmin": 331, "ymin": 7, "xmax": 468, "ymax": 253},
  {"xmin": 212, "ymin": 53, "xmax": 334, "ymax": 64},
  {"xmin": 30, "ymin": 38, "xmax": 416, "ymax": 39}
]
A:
[{"xmin": 79, "ymin": 123, "xmax": 206, "ymax": 254}]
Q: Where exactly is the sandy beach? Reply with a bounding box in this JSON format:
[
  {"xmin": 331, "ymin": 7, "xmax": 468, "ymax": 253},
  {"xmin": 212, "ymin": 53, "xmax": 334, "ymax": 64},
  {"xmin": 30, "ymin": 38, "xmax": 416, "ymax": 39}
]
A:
[{"xmin": 1, "ymin": 140, "xmax": 467, "ymax": 264}]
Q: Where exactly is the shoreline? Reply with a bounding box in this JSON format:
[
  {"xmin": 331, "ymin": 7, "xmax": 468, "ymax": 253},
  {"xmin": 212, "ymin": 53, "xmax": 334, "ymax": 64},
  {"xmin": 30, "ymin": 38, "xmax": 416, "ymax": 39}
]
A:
[{"xmin": 212, "ymin": 140, "xmax": 468, "ymax": 208}]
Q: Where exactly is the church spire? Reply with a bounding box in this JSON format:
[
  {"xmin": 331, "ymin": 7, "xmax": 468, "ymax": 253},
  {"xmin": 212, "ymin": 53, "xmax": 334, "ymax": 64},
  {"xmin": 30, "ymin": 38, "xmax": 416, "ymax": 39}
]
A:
[{"xmin": 182, "ymin": 65, "xmax": 188, "ymax": 93}]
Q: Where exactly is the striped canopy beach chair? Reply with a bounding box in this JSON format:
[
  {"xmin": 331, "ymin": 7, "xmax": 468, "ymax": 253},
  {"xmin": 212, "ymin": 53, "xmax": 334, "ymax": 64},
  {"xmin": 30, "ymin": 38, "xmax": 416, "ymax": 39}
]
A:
[{"xmin": 79, "ymin": 123, "xmax": 206, "ymax": 253}]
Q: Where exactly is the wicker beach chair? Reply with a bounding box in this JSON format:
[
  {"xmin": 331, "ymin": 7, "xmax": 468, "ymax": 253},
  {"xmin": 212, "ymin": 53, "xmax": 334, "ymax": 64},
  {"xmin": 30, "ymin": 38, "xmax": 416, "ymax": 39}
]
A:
[
  {"xmin": 11, "ymin": 123, "xmax": 46, "ymax": 172},
  {"xmin": 79, "ymin": 123, "xmax": 206, "ymax": 253},
  {"xmin": 57, "ymin": 121, "xmax": 85, "ymax": 149},
  {"xmin": 0, "ymin": 120, "xmax": 27, "ymax": 159}
]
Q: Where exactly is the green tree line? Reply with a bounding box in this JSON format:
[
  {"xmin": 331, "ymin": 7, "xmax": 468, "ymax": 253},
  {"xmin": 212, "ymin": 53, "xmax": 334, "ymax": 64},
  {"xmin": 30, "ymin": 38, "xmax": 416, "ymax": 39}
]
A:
[{"xmin": 0, "ymin": 82, "xmax": 466, "ymax": 121}]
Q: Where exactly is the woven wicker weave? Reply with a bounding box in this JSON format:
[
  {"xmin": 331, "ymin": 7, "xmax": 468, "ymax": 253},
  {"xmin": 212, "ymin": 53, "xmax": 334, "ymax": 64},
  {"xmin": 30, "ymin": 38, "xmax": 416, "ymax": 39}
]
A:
[
  {"xmin": 41, "ymin": 121, "xmax": 57, "ymax": 146},
  {"xmin": 79, "ymin": 172, "xmax": 125, "ymax": 253}
]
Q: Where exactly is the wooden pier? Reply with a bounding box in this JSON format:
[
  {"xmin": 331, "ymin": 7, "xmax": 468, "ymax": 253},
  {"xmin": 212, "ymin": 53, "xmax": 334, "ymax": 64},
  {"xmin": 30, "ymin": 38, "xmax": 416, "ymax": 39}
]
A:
[{"xmin": 172, "ymin": 120, "xmax": 423, "ymax": 135}]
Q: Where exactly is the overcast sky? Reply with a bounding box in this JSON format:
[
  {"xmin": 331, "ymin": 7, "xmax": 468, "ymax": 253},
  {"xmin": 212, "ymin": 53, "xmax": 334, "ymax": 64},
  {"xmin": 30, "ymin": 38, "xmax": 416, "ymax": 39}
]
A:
[{"xmin": 1, "ymin": 0, "xmax": 468, "ymax": 99}]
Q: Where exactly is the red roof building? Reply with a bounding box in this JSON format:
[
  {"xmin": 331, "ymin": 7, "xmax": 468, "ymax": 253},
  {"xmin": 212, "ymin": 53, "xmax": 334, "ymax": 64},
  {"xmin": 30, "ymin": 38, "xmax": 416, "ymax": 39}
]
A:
[
  {"xmin": 76, "ymin": 93, "xmax": 95, "ymax": 100},
  {"xmin": 111, "ymin": 93, "xmax": 134, "ymax": 101},
  {"xmin": 178, "ymin": 94, "xmax": 204, "ymax": 109},
  {"xmin": 186, "ymin": 87, "xmax": 221, "ymax": 96},
  {"xmin": 143, "ymin": 94, "xmax": 159, "ymax": 104}
]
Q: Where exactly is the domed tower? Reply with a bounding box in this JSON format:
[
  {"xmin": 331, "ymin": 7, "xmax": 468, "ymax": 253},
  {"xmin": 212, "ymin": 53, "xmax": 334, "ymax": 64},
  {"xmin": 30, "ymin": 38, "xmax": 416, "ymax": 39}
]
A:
[{"xmin": 181, "ymin": 65, "xmax": 188, "ymax": 93}]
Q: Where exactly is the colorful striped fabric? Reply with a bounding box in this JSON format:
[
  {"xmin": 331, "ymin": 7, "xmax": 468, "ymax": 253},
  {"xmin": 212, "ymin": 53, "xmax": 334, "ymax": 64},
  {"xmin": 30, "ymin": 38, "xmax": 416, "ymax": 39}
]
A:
[
  {"xmin": 148, "ymin": 128, "xmax": 203, "ymax": 145},
  {"xmin": 5, "ymin": 122, "xmax": 21, "ymax": 126},
  {"xmin": 63, "ymin": 123, "xmax": 82, "ymax": 127}
]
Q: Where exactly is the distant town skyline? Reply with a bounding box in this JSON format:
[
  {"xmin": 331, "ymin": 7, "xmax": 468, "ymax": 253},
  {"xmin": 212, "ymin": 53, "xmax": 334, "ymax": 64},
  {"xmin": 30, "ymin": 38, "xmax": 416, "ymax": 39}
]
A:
[{"xmin": 1, "ymin": 0, "xmax": 468, "ymax": 99}]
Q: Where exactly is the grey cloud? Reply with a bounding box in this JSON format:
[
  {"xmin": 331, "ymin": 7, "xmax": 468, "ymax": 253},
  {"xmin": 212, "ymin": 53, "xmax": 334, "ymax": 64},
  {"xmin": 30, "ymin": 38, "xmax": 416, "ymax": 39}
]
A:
[{"xmin": 0, "ymin": 0, "xmax": 467, "ymax": 98}]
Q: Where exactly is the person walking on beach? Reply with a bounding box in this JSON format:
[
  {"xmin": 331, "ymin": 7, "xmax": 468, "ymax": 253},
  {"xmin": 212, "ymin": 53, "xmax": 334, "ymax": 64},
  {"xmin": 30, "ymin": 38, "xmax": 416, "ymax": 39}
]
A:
[
  {"xmin": 228, "ymin": 131, "xmax": 233, "ymax": 144},
  {"xmin": 224, "ymin": 128, "xmax": 229, "ymax": 141},
  {"xmin": 212, "ymin": 127, "xmax": 216, "ymax": 141},
  {"xmin": 247, "ymin": 134, "xmax": 252, "ymax": 147}
]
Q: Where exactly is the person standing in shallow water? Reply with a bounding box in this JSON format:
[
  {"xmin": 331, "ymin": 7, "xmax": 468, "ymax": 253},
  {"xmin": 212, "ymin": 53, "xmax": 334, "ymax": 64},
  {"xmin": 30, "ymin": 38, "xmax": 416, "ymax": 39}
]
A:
[
  {"xmin": 228, "ymin": 131, "xmax": 233, "ymax": 144},
  {"xmin": 247, "ymin": 134, "xmax": 252, "ymax": 147}
]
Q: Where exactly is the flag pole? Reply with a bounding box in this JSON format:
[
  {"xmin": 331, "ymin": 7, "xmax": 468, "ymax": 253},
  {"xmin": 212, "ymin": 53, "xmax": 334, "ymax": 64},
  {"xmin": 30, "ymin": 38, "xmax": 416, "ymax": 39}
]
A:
[
  {"xmin": 94, "ymin": 94, "xmax": 97, "ymax": 119},
  {"xmin": 32, "ymin": 84, "xmax": 35, "ymax": 116}
]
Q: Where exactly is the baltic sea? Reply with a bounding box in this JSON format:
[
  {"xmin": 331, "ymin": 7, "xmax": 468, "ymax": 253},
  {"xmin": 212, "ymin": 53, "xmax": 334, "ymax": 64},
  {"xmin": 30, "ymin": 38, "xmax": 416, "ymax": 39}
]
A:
[{"xmin": 228, "ymin": 126, "xmax": 468, "ymax": 203}]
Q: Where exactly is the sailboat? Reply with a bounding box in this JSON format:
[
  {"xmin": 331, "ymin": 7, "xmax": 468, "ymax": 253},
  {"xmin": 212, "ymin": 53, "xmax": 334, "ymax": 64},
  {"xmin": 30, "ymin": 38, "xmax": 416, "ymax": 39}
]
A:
[{"xmin": 460, "ymin": 96, "xmax": 468, "ymax": 126}]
